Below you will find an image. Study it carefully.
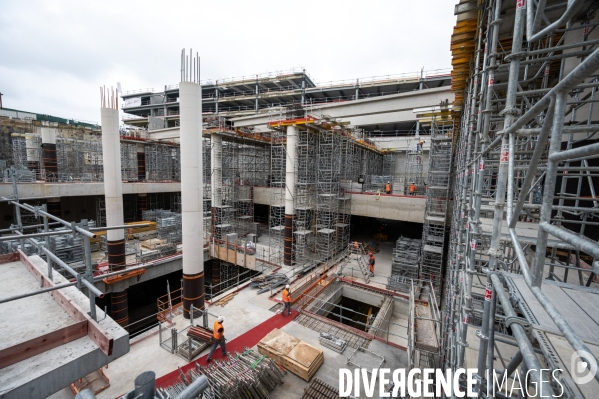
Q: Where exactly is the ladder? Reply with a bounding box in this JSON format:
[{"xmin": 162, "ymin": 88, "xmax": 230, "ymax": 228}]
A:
[{"xmin": 349, "ymin": 243, "xmax": 371, "ymax": 283}]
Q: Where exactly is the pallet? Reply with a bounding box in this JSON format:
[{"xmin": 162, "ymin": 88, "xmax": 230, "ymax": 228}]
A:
[{"xmin": 257, "ymin": 328, "xmax": 324, "ymax": 382}]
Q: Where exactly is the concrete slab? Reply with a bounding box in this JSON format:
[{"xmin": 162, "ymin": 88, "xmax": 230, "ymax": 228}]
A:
[
  {"xmin": 0, "ymin": 256, "xmax": 129, "ymax": 399},
  {"xmin": 0, "ymin": 260, "xmax": 75, "ymax": 351}
]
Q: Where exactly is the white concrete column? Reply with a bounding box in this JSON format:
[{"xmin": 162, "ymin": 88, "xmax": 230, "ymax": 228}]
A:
[
  {"xmin": 285, "ymin": 125, "xmax": 297, "ymax": 215},
  {"xmin": 41, "ymin": 127, "xmax": 56, "ymax": 144},
  {"xmin": 180, "ymin": 80, "xmax": 205, "ymax": 317},
  {"xmin": 211, "ymin": 134, "xmax": 222, "ymax": 208},
  {"xmin": 284, "ymin": 125, "xmax": 297, "ymax": 265},
  {"xmin": 101, "ymin": 107, "xmax": 124, "ymax": 241}
]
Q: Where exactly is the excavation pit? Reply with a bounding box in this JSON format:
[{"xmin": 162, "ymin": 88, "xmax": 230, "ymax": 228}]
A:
[{"xmin": 324, "ymin": 296, "xmax": 381, "ymax": 331}]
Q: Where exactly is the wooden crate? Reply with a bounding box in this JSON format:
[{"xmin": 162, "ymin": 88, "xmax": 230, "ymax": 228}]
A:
[
  {"xmin": 257, "ymin": 328, "xmax": 324, "ymax": 382},
  {"xmin": 280, "ymin": 341, "xmax": 324, "ymax": 381}
]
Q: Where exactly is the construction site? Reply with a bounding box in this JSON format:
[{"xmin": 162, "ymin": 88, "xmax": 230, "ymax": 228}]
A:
[{"xmin": 2, "ymin": 0, "xmax": 599, "ymax": 398}]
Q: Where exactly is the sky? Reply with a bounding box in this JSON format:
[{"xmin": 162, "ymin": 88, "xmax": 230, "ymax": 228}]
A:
[{"xmin": 0, "ymin": 0, "xmax": 458, "ymax": 124}]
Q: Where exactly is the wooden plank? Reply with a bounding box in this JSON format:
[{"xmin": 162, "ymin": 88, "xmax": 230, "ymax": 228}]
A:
[
  {"xmin": 18, "ymin": 251, "xmax": 114, "ymax": 356},
  {"xmin": 0, "ymin": 252, "xmax": 19, "ymax": 264},
  {"xmin": 0, "ymin": 321, "xmax": 87, "ymax": 369}
]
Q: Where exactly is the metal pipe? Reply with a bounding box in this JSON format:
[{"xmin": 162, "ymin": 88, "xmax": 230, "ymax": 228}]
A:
[
  {"xmin": 0, "ymin": 281, "xmax": 77, "ymax": 304},
  {"xmin": 531, "ymin": 93, "xmax": 567, "ymax": 287},
  {"xmin": 8, "ymin": 201, "xmax": 96, "ymax": 238},
  {"xmin": 0, "ymin": 229, "xmax": 96, "ymax": 241},
  {"xmin": 508, "ymin": 227, "xmax": 599, "ymax": 383},
  {"xmin": 509, "ymin": 99, "xmax": 555, "ymax": 228},
  {"xmin": 549, "ymin": 142, "xmax": 599, "ymax": 162},
  {"xmin": 489, "ymin": 274, "xmax": 554, "ymax": 395},
  {"xmin": 528, "ymin": 0, "xmax": 584, "ymax": 43},
  {"xmin": 504, "ymin": 47, "xmax": 599, "ymax": 136}
]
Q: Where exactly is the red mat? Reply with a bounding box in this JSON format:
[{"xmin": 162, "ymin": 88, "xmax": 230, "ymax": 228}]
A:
[{"xmin": 155, "ymin": 309, "xmax": 298, "ymax": 388}]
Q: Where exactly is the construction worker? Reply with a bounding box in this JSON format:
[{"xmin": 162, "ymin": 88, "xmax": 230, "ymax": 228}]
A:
[
  {"xmin": 385, "ymin": 181, "xmax": 392, "ymax": 194},
  {"xmin": 409, "ymin": 182, "xmax": 417, "ymax": 196},
  {"xmin": 282, "ymin": 284, "xmax": 292, "ymax": 316},
  {"xmin": 417, "ymin": 139, "xmax": 425, "ymax": 155},
  {"xmin": 207, "ymin": 315, "xmax": 228, "ymax": 362},
  {"xmin": 368, "ymin": 251, "xmax": 375, "ymax": 277}
]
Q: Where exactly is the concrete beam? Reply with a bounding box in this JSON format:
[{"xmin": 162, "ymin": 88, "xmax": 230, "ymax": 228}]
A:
[
  {"xmin": 254, "ymin": 187, "xmax": 426, "ymax": 223},
  {"xmin": 232, "ymin": 87, "xmax": 453, "ymax": 129},
  {"xmin": 349, "ymin": 193, "xmax": 425, "ymax": 223},
  {"xmin": 0, "ymin": 181, "xmax": 182, "ymax": 199}
]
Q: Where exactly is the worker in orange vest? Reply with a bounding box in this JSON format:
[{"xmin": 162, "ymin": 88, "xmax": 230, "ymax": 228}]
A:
[
  {"xmin": 282, "ymin": 284, "xmax": 292, "ymax": 316},
  {"xmin": 207, "ymin": 315, "xmax": 228, "ymax": 362},
  {"xmin": 409, "ymin": 182, "xmax": 417, "ymax": 196},
  {"xmin": 368, "ymin": 252, "xmax": 375, "ymax": 277},
  {"xmin": 385, "ymin": 181, "xmax": 392, "ymax": 194}
]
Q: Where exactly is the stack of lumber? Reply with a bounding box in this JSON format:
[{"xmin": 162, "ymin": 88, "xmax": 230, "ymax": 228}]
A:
[
  {"xmin": 214, "ymin": 291, "xmax": 238, "ymax": 307},
  {"xmin": 187, "ymin": 326, "xmax": 213, "ymax": 342},
  {"xmin": 141, "ymin": 238, "xmax": 168, "ymax": 249},
  {"xmin": 258, "ymin": 328, "xmax": 324, "ymax": 381}
]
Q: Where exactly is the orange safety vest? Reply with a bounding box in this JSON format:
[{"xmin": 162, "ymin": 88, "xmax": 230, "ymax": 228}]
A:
[
  {"xmin": 409, "ymin": 184, "xmax": 416, "ymax": 193},
  {"xmin": 385, "ymin": 183, "xmax": 391, "ymax": 192},
  {"xmin": 282, "ymin": 289, "xmax": 291, "ymax": 303},
  {"xmin": 213, "ymin": 321, "xmax": 224, "ymax": 340}
]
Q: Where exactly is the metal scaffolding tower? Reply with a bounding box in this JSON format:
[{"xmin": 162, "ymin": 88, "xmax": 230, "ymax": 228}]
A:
[
  {"xmin": 269, "ymin": 131, "xmax": 286, "ymax": 266},
  {"xmin": 405, "ymin": 139, "xmax": 425, "ymax": 195},
  {"xmin": 442, "ymin": 2, "xmax": 599, "ymax": 397},
  {"xmin": 418, "ymin": 113, "xmax": 453, "ymax": 296},
  {"xmin": 315, "ymin": 126, "xmax": 341, "ymax": 262},
  {"xmin": 293, "ymin": 126, "xmax": 317, "ymax": 269}
]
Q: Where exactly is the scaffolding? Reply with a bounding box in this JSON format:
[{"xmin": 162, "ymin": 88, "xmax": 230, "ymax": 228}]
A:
[
  {"xmin": 55, "ymin": 138, "xmax": 103, "ymax": 182},
  {"xmin": 294, "ymin": 126, "xmax": 317, "ymax": 268},
  {"xmin": 418, "ymin": 114, "xmax": 453, "ymax": 296},
  {"xmin": 404, "ymin": 139, "xmax": 425, "ymax": 195},
  {"xmin": 269, "ymin": 132, "xmax": 286, "ymax": 266},
  {"xmin": 145, "ymin": 143, "xmax": 179, "ymax": 181},
  {"xmin": 442, "ymin": 2, "xmax": 599, "ymax": 397},
  {"xmin": 120, "ymin": 143, "xmax": 138, "ymax": 182},
  {"xmin": 315, "ymin": 126, "xmax": 341, "ymax": 262},
  {"xmin": 11, "ymin": 134, "xmax": 42, "ymax": 181}
]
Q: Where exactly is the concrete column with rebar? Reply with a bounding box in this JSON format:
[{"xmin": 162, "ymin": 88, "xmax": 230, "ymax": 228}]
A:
[
  {"xmin": 180, "ymin": 79, "xmax": 205, "ymax": 318},
  {"xmin": 101, "ymin": 94, "xmax": 128, "ymax": 327},
  {"xmin": 284, "ymin": 125, "xmax": 297, "ymax": 266}
]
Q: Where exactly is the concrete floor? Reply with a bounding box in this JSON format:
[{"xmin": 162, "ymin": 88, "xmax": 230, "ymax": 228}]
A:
[{"xmin": 46, "ymin": 232, "xmax": 410, "ymax": 398}]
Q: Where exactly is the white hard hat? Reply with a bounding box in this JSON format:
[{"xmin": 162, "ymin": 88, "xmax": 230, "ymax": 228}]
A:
[
  {"xmin": 217, "ymin": 316, "xmax": 224, "ymax": 323},
  {"xmin": 286, "ymin": 284, "xmax": 290, "ymax": 289}
]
